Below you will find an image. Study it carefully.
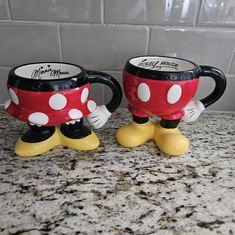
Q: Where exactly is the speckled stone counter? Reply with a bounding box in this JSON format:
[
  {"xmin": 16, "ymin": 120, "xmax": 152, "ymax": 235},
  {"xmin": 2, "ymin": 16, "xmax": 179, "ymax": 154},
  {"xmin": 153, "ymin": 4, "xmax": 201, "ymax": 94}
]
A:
[{"xmin": 0, "ymin": 108, "xmax": 234, "ymax": 235}]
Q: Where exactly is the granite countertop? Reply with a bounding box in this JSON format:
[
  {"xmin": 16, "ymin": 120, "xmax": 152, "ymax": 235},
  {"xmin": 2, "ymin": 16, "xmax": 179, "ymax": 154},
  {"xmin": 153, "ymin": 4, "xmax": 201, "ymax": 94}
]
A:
[{"xmin": 0, "ymin": 108, "xmax": 234, "ymax": 235}]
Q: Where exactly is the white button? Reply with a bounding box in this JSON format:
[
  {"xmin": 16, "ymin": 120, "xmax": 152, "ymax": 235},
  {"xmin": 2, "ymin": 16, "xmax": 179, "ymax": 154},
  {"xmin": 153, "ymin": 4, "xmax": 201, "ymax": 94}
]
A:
[
  {"xmin": 87, "ymin": 100, "xmax": 97, "ymax": 112},
  {"xmin": 68, "ymin": 109, "xmax": 83, "ymax": 120},
  {"xmin": 65, "ymin": 120, "xmax": 77, "ymax": 125},
  {"xmin": 4, "ymin": 99, "xmax": 11, "ymax": 110},
  {"xmin": 9, "ymin": 88, "xmax": 19, "ymax": 105},
  {"xmin": 81, "ymin": 88, "xmax": 89, "ymax": 103},
  {"xmin": 49, "ymin": 94, "xmax": 67, "ymax": 110},
  {"xmin": 28, "ymin": 112, "xmax": 49, "ymax": 125},
  {"xmin": 167, "ymin": 85, "xmax": 182, "ymax": 104},
  {"xmin": 137, "ymin": 83, "xmax": 151, "ymax": 102}
]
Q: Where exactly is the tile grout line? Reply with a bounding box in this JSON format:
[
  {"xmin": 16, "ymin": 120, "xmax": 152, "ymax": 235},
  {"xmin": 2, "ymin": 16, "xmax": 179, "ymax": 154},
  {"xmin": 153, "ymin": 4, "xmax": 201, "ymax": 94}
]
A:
[
  {"xmin": 5, "ymin": 0, "xmax": 12, "ymax": 20},
  {"xmin": 0, "ymin": 19, "xmax": 235, "ymax": 30},
  {"xmin": 146, "ymin": 26, "xmax": 151, "ymax": 55},
  {"xmin": 194, "ymin": 0, "xmax": 203, "ymax": 27},
  {"xmin": 0, "ymin": 19, "xmax": 58, "ymax": 26},
  {"xmin": 57, "ymin": 24, "xmax": 63, "ymax": 62},
  {"xmin": 227, "ymin": 51, "xmax": 235, "ymax": 74},
  {"xmin": 0, "ymin": 66, "xmax": 12, "ymax": 69},
  {"xmin": 101, "ymin": 0, "xmax": 104, "ymax": 24}
]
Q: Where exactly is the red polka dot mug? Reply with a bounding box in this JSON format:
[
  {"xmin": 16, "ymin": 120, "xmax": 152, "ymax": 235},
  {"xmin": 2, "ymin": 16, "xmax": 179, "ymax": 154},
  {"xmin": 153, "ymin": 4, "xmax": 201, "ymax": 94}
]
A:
[
  {"xmin": 116, "ymin": 55, "xmax": 227, "ymax": 156},
  {"xmin": 5, "ymin": 62, "xmax": 122, "ymax": 157}
]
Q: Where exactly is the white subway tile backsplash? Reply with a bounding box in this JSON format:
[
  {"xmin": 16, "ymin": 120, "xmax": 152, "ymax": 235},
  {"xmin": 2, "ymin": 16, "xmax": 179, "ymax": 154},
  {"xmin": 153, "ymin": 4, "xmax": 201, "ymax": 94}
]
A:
[
  {"xmin": 60, "ymin": 24, "xmax": 148, "ymax": 71},
  {"xmin": 9, "ymin": 0, "xmax": 102, "ymax": 23},
  {"xmin": 89, "ymin": 84, "xmax": 105, "ymax": 105},
  {"xmin": 104, "ymin": 71, "xmax": 127, "ymax": 108},
  {"xmin": 198, "ymin": 0, "xmax": 235, "ymax": 26},
  {"xmin": 0, "ymin": 67, "xmax": 11, "ymax": 104},
  {"xmin": 228, "ymin": 53, "xmax": 235, "ymax": 74},
  {"xmin": 104, "ymin": 0, "xmax": 200, "ymax": 26},
  {"xmin": 0, "ymin": 23, "xmax": 60, "ymax": 67},
  {"xmin": 0, "ymin": 0, "xmax": 8, "ymax": 19},
  {"xmin": 149, "ymin": 27, "xmax": 235, "ymax": 73}
]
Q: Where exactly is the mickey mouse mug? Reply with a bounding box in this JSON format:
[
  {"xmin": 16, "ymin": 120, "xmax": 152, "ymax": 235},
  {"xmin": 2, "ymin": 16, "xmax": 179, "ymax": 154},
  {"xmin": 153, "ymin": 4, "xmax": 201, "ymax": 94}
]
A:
[
  {"xmin": 5, "ymin": 62, "xmax": 122, "ymax": 157},
  {"xmin": 116, "ymin": 55, "xmax": 227, "ymax": 156}
]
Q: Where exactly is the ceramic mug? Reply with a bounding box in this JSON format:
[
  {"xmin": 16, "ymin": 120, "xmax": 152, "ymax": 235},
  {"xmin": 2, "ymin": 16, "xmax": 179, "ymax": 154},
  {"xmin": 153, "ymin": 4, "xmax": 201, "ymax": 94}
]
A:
[
  {"xmin": 116, "ymin": 55, "xmax": 226, "ymax": 156},
  {"xmin": 5, "ymin": 62, "xmax": 122, "ymax": 157}
]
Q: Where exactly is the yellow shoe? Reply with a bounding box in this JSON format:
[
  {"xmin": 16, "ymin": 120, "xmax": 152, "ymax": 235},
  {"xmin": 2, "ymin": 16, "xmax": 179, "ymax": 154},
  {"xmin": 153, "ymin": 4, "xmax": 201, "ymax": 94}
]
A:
[
  {"xmin": 59, "ymin": 122, "xmax": 100, "ymax": 151},
  {"xmin": 154, "ymin": 123, "xmax": 189, "ymax": 156},
  {"xmin": 116, "ymin": 121, "xmax": 155, "ymax": 147},
  {"xmin": 60, "ymin": 131, "xmax": 99, "ymax": 151},
  {"xmin": 15, "ymin": 126, "xmax": 60, "ymax": 157}
]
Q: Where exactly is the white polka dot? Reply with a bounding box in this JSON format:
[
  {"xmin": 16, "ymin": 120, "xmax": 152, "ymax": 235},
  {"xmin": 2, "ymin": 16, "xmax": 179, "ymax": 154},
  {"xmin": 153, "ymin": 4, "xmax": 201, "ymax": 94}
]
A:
[
  {"xmin": 87, "ymin": 100, "xmax": 97, "ymax": 112},
  {"xmin": 9, "ymin": 88, "xmax": 19, "ymax": 105},
  {"xmin": 68, "ymin": 109, "xmax": 83, "ymax": 120},
  {"xmin": 137, "ymin": 83, "xmax": 151, "ymax": 102},
  {"xmin": 81, "ymin": 88, "xmax": 89, "ymax": 103},
  {"xmin": 28, "ymin": 112, "xmax": 49, "ymax": 125},
  {"xmin": 167, "ymin": 85, "xmax": 182, "ymax": 104},
  {"xmin": 4, "ymin": 99, "xmax": 11, "ymax": 110},
  {"xmin": 49, "ymin": 94, "xmax": 67, "ymax": 110}
]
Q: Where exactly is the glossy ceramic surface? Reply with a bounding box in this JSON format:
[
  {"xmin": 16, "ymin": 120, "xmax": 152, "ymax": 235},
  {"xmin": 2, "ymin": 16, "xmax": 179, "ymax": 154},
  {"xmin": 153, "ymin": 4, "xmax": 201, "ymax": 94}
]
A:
[
  {"xmin": 10, "ymin": 0, "xmax": 102, "ymax": 22},
  {"xmin": 123, "ymin": 56, "xmax": 226, "ymax": 120},
  {"xmin": 6, "ymin": 62, "xmax": 122, "ymax": 126},
  {"xmin": 104, "ymin": 0, "xmax": 200, "ymax": 25},
  {"xmin": 0, "ymin": 0, "xmax": 8, "ymax": 19},
  {"xmin": 198, "ymin": 0, "xmax": 235, "ymax": 26}
]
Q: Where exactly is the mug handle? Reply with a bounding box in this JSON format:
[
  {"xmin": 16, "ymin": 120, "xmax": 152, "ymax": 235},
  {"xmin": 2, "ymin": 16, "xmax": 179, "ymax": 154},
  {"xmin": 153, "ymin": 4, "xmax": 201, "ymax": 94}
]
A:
[
  {"xmin": 86, "ymin": 70, "xmax": 122, "ymax": 112},
  {"xmin": 198, "ymin": 65, "xmax": 227, "ymax": 108},
  {"xmin": 85, "ymin": 70, "xmax": 122, "ymax": 129},
  {"xmin": 183, "ymin": 66, "xmax": 226, "ymax": 123}
]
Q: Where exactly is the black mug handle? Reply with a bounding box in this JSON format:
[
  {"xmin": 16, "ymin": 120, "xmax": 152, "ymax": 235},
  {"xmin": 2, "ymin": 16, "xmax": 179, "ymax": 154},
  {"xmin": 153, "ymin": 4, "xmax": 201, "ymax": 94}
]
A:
[
  {"xmin": 86, "ymin": 70, "xmax": 122, "ymax": 113},
  {"xmin": 198, "ymin": 66, "xmax": 227, "ymax": 108}
]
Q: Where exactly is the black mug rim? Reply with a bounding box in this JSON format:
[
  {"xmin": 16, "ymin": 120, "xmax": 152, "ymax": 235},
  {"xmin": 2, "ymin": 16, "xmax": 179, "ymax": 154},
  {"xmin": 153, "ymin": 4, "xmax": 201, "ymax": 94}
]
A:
[
  {"xmin": 125, "ymin": 55, "xmax": 201, "ymax": 81},
  {"xmin": 8, "ymin": 62, "xmax": 88, "ymax": 92}
]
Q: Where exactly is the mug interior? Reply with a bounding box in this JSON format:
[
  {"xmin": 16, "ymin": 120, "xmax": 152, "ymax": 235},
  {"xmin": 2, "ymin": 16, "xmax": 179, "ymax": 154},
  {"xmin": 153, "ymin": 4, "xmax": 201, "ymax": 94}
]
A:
[
  {"xmin": 14, "ymin": 63, "xmax": 82, "ymax": 80},
  {"xmin": 129, "ymin": 56, "xmax": 196, "ymax": 72}
]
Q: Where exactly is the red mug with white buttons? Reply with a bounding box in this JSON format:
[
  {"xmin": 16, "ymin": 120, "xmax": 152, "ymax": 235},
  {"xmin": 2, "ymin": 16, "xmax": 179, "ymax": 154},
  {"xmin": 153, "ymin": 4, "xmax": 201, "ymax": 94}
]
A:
[
  {"xmin": 116, "ymin": 55, "xmax": 227, "ymax": 156},
  {"xmin": 5, "ymin": 62, "xmax": 122, "ymax": 157}
]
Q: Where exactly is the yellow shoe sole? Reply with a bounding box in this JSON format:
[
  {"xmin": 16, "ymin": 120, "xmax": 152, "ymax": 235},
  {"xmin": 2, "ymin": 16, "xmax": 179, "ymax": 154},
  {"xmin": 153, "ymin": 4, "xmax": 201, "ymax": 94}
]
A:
[
  {"xmin": 59, "ymin": 131, "xmax": 100, "ymax": 151},
  {"xmin": 15, "ymin": 127, "xmax": 60, "ymax": 157}
]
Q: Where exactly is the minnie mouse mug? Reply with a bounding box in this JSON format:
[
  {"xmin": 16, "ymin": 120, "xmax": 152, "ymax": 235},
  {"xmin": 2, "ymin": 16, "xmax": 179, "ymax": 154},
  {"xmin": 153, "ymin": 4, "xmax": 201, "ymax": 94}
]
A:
[
  {"xmin": 5, "ymin": 62, "xmax": 122, "ymax": 157},
  {"xmin": 116, "ymin": 55, "xmax": 226, "ymax": 156}
]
